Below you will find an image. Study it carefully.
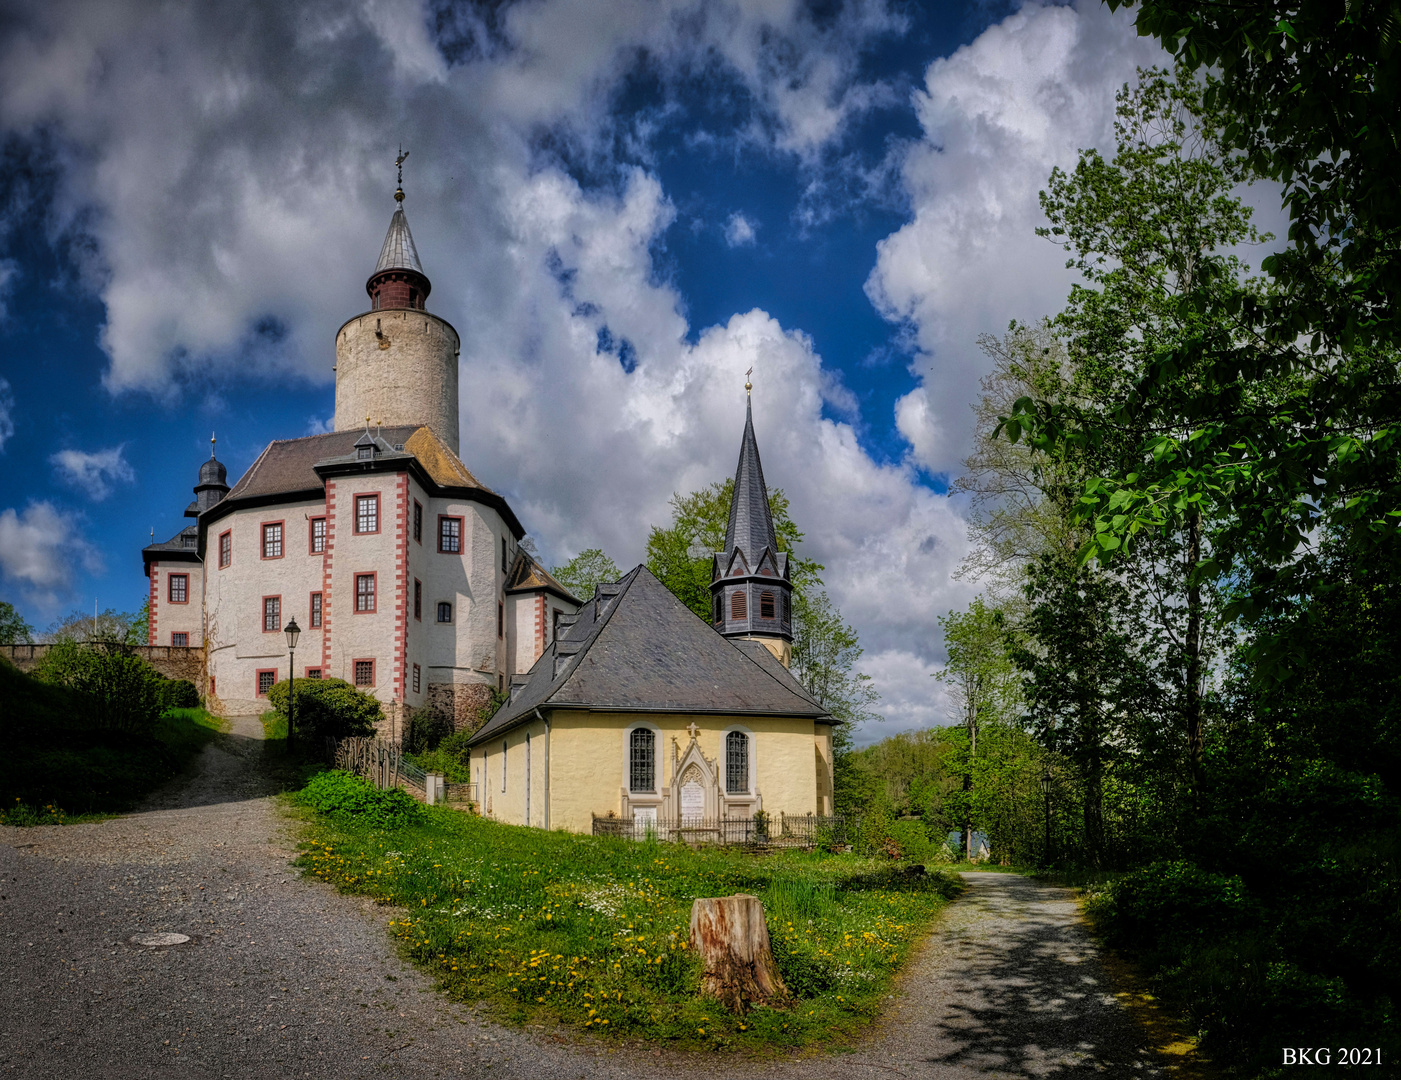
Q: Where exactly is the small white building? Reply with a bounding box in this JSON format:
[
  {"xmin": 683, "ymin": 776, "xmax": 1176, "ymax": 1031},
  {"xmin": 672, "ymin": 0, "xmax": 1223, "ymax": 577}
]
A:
[{"xmin": 142, "ymin": 182, "xmax": 579, "ymax": 731}]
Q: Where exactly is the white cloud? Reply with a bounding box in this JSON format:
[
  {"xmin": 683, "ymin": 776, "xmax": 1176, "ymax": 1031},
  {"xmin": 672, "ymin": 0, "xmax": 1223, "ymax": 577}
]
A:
[
  {"xmin": 0, "ymin": 501, "xmax": 102, "ymax": 608},
  {"xmin": 0, "ymin": 376, "xmax": 13, "ymax": 451},
  {"xmin": 50, "ymin": 444, "xmax": 135, "ymax": 500},
  {"xmin": 724, "ymin": 211, "xmax": 757, "ymax": 247},
  {"xmin": 867, "ymin": 1, "xmax": 1168, "ymax": 477}
]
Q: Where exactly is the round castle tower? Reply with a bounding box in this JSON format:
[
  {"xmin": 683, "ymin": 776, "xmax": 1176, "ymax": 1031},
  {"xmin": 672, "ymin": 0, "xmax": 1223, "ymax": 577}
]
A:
[{"xmin": 333, "ymin": 174, "xmax": 460, "ymax": 453}]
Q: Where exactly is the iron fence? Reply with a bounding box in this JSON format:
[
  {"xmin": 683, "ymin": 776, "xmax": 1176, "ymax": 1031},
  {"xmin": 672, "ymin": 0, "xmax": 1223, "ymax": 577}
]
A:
[{"xmin": 592, "ymin": 811, "xmax": 854, "ymax": 848}]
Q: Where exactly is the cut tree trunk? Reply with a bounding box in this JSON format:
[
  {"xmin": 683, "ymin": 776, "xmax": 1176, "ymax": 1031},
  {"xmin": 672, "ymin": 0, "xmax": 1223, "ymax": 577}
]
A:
[{"xmin": 689, "ymin": 894, "xmax": 789, "ymax": 1014}]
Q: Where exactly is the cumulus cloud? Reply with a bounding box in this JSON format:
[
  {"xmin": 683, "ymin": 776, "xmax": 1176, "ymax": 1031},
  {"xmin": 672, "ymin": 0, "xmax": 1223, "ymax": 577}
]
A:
[
  {"xmin": 50, "ymin": 444, "xmax": 135, "ymax": 500},
  {"xmin": 0, "ymin": 376, "xmax": 13, "ymax": 451},
  {"xmin": 724, "ymin": 211, "xmax": 757, "ymax": 247},
  {"xmin": 867, "ymin": 2, "xmax": 1168, "ymax": 477},
  {"xmin": 0, "ymin": 501, "xmax": 102, "ymax": 608}
]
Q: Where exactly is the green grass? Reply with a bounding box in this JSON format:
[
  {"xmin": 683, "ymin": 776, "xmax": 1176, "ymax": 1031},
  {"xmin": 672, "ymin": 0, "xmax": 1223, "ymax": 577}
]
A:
[
  {"xmin": 292, "ymin": 801, "xmax": 963, "ymax": 1052},
  {"xmin": 261, "ymin": 710, "xmax": 288, "ymax": 741},
  {"xmin": 0, "ymin": 671, "xmax": 227, "ymax": 824}
]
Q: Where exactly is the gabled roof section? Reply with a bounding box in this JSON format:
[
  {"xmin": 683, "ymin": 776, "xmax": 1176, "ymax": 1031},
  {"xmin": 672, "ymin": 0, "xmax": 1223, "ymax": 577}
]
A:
[
  {"xmin": 403, "ymin": 427, "xmax": 483, "ymax": 489},
  {"xmin": 374, "ymin": 206, "xmax": 424, "ymax": 275},
  {"xmin": 506, "ymin": 552, "xmax": 581, "ymax": 603},
  {"xmin": 222, "ymin": 426, "xmax": 421, "ymax": 504},
  {"xmin": 469, "ymin": 565, "xmax": 830, "ymax": 745},
  {"xmin": 724, "ymin": 396, "xmax": 778, "ymax": 562}
]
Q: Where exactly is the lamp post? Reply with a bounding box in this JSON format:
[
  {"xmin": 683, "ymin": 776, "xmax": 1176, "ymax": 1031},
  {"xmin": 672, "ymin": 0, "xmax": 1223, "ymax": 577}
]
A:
[
  {"xmin": 284, "ymin": 617, "xmax": 300, "ymax": 748},
  {"xmin": 1040, "ymin": 765, "xmax": 1053, "ymax": 867}
]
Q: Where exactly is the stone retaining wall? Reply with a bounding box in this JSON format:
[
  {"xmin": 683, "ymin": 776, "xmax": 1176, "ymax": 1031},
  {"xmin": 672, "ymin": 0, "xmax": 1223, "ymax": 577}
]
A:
[{"xmin": 0, "ymin": 643, "xmax": 205, "ymax": 683}]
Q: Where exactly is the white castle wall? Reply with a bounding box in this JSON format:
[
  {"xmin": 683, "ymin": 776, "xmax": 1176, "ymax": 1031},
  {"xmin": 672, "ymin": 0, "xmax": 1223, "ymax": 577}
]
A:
[
  {"xmin": 333, "ymin": 310, "xmax": 460, "ymax": 453},
  {"xmin": 148, "ymin": 560, "xmax": 204, "ymax": 650}
]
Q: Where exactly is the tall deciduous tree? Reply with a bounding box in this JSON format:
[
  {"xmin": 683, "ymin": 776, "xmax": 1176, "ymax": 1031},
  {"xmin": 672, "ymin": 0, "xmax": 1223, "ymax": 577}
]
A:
[
  {"xmin": 0, "ymin": 600, "xmax": 34, "ymax": 645},
  {"xmin": 550, "ymin": 548, "xmax": 621, "ymax": 601}
]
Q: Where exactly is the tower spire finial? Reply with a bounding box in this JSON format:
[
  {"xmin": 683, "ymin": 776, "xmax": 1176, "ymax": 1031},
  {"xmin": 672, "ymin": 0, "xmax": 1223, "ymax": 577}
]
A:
[
  {"xmin": 745, "ymin": 366, "xmax": 753, "ymax": 395},
  {"xmin": 210, "ymin": 431, "xmax": 216, "ymax": 458},
  {"xmin": 395, "ymin": 147, "xmax": 409, "ymax": 203}
]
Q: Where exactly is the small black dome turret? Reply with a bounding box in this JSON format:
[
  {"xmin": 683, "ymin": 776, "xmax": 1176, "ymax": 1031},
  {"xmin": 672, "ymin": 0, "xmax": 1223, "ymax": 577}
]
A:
[{"xmin": 187, "ymin": 433, "xmax": 231, "ymax": 518}]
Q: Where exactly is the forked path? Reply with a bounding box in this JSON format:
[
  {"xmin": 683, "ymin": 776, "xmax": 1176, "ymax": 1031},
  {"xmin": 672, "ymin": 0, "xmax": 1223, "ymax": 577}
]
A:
[{"xmin": 1, "ymin": 717, "xmax": 1175, "ymax": 1079}]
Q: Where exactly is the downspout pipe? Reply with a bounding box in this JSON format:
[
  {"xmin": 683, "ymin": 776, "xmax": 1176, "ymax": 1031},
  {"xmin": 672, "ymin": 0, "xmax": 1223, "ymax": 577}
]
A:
[{"xmin": 534, "ymin": 707, "xmax": 550, "ymax": 830}]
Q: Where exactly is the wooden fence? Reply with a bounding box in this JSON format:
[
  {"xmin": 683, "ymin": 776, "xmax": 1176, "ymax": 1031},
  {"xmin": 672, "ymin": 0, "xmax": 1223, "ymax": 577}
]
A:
[{"xmin": 330, "ymin": 737, "xmax": 475, "ymax": 807}]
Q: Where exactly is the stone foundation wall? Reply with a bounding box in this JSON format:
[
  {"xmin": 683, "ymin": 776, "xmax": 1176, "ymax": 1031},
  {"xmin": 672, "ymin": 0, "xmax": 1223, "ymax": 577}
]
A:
[
  {"xmin": 0, "ymin": 643, "xmax": 205, "ymax": 683},
  {"xmin": 427, "ymin": 681, "xmax": 496, "ymax": 735}
]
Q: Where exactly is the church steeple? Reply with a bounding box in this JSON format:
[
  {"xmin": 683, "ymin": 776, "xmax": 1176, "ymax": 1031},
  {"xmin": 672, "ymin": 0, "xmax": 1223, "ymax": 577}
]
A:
[{"xmin": 711, "ymin": 382, "xmax": 793, "ymax": 666}]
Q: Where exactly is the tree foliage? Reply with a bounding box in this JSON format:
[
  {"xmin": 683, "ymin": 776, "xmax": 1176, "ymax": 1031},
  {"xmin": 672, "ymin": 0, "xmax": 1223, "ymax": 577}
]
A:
[
  {"xmin": 550, "ymin": 548, "xmax": 621, "ymax": 601},
  {"xmin": 0, "ymin": 600, "xmax": 34, "ymax": 645}
]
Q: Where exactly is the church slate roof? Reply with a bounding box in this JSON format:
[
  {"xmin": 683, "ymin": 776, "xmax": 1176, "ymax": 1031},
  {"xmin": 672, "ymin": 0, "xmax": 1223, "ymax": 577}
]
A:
[
  {"xmin": 469, "ymin": 565, "xmax": 831, "ymax": 745},
  {"xmin": 374, "ymin": 206, "xmax": 424, "ymax": 275},
  {"xmin": 724, "ymin": 396, "xmax": 779, "ymax": 562}
]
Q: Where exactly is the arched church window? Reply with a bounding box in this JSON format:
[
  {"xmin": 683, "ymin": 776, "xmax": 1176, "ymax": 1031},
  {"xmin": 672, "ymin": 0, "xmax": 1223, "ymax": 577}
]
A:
[
  {"xmin": 760, "ymin": 591, "xmax": 775, "ymax": 619},
  {"xmin": 730, "ymin": 591, "xmax": 747, "ymax": 620},
  {"xmin": 629, "ymin": 728, "xmax": 655, "ymax": 793},
  {"xmin": 726, "ymin": 731, "xmax": 749, "ymax": 794}
]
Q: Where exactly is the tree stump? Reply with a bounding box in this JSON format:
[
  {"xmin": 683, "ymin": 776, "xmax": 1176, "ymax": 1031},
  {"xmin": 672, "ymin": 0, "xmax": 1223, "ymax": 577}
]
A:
[{"xmin": 689, "ymin": 894, "xmax": 789, "ymax": 1013}]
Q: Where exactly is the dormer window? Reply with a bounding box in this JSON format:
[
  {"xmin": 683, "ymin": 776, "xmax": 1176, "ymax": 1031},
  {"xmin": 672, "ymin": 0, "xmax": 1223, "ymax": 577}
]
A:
[{"xmin": 357, "ymin": 445, "xmax": 373, "ymax": 461}]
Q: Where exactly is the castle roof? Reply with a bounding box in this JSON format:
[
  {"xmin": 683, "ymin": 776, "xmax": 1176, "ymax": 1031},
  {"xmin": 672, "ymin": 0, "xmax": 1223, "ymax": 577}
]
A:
[
  {"xmin": 505, "ymin": 551, "xmax": 580, "ymax": 604},
  {"xmin": 374, "ymin": 206, "xmax": 423, "ymax": 275},
  {"xmin": 469, "ymin": 565, "xmax": 831, "ymax": 745}
]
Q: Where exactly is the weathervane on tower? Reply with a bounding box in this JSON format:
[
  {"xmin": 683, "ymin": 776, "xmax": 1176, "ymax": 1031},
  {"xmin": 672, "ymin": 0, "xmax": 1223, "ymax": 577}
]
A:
[
  {"xmin": 745, "ymin": 367, "xmax": 753, "ymax": 395},
  {"xmin": 395, "ymin": 147, "xmax": 409, "ymax": 203}
]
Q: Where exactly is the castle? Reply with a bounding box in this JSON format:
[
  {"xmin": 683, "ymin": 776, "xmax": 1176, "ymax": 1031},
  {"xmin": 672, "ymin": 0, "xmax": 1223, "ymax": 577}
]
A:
[{"xmin": 142, "ymin": 173, "xmax": 836, "ymax": 827}]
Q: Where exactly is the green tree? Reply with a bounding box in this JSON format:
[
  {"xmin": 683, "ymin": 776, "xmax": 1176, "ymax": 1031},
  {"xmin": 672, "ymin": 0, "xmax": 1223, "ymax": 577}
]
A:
[
  {"xmin": 550, "ymin": 548, "xmax": 621, "ymax": 601},
  {"xmin": 934, "ymin": 597, "xmax": 1020, "ymax": 859},
  {"xmin": 0, "ymin": 600, "xmax": 33, "ymax": 645},
  {"xmin": 645, "ymin": 479, "xmax": 820, "ymax": 620},
  {"xmin": 129, "ymin": 598, "xmax": 150, "ymax": 645}
]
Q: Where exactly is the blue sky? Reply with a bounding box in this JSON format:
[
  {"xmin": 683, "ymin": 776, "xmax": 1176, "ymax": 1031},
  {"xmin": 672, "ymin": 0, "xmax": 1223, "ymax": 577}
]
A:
[{"xmin": 0, "ymin": 0, "xmax": 1186, "ymax": 736}]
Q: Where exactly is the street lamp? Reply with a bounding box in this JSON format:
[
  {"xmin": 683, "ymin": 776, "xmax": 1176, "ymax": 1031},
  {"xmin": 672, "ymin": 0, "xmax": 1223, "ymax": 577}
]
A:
[
  {"xmin": 1040, "ymin": 765, "xmax": 1053, "ymax": 866},
  {"xmin": 284, "ymin": 617, "xmax": 301, "ymax": 746}
]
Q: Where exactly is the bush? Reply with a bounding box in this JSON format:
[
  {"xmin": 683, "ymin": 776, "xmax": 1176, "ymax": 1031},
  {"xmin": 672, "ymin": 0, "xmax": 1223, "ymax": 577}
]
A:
[
  {"xmin": 438, "ymin": 728, "xmax": 472, "ymax": 763},
  {"xmin": 162, "ymin": 679, "xmax": 200, "ymax": 710},
  {"xmin": 267, "ymin": 678, "xmax": 380, "ymax": 740},
  {"xmin": 1092, "ymin": 860, "xmax": 1258, "ymax": 953},
  {"xmin": 35, "ymin": 644, "xmax": 164, "ymax": 736},
  {"xmin": 404, "ymin": 747, "xmax": 471, "ymax": 782},
  {"xmin": 295, "ymin": 769, "xmax": 422, "ymax": 828},
  {"xmin": 404, "ymin": 706, "xmax": 453, "ymax": 754}
]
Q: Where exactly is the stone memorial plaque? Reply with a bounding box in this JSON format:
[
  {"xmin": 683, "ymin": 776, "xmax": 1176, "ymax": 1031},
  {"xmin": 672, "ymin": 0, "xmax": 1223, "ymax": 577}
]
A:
[{"xmin": 681, "ymin": 781, "xmax": 705, "ymax": 820}]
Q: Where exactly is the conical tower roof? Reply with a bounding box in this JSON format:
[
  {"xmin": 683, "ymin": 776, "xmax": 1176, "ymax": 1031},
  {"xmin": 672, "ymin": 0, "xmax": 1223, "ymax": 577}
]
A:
[
  {"xmin": 374, "ymin": 206, "xmax": 423, "ymax": 275},
  {"xmin": 724, "ymin": 396, "xmax": 778, "ymax": 560}
]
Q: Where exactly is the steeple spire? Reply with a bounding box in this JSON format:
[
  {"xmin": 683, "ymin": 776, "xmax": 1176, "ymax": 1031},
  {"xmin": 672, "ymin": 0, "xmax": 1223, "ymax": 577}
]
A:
[
  {"xmin": 711, "ymin": 381, "xmax": 793, "ymax": 665},
  {"xmin": 366, "ymin": 149, "xmax": 429, "ymax": 309}
]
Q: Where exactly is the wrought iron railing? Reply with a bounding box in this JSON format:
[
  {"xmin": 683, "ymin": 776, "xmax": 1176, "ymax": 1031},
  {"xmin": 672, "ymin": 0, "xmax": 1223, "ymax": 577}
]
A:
[{"xmin": 591, "ymin": 811, "xmax": 854, "ymax": 848}]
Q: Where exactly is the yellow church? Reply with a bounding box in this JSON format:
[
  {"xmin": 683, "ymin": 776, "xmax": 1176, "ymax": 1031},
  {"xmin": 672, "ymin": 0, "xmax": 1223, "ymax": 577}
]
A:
[{"xmin": 467, "ymin": 395, "xmax": 838, "ymax": 834}]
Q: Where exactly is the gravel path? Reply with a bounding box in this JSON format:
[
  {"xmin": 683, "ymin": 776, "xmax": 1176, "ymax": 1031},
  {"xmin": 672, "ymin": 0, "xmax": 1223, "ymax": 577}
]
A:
[{"xmin": 1, "ymin": 716, "xmax": 1179, "ymax": 1079}]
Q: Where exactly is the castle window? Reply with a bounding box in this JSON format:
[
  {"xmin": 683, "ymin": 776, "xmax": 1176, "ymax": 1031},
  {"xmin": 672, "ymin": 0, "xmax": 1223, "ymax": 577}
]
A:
[
  {"xmin": 730, "ymin": 591, "xmax": 747, "ymax": 620},
  {"xmin": 171, "ymin": 632, "xmax": 188, "ymax": 648},
  {"xmin": 353, "ymin": 659, "xmax": 375, "ymax": 687},
  {"xmin": 310, "ymin": 517, "xmax": 326, "ymax": 553},
  {"xmin": 413, "ymin": 579, "xmax": 422, "ymax": 620},
  {"xmin": 437, "ymin": 602, "xmax": 452, "ymax": 623},
  {"xmin": 357, "ymin": 446, "xmax": 373, "ymax": 461},
  {"xmin": 501, "ymin": 536, "xmax": 508, "ymax": 573},
  {"xmin": 412, "ymin": 663, "xmax": 421, "ymax": 694},
  {"xmin": 355, "ymin": 494, "xmax": 379, "ymax": 534},
  {"xmin": 760, "ymin": 591, "xmax": 775, "ymax": 619},
  {"xmin": 310, "ymin": 591, "xmax": 323, "ymax": 628},
  {"xmin": 256, "ymin": 669, "xmax": 276, "ymax": 696},
  {"xmin": 305, "ymin": 668, "xmax": 323, "ymax": 680},
  {"xmin": 218, "ymin": 530, "xmax": 231, "ymax": 568},
  {"xmin": 629, "ymin": 728, "xmax": 655, "ymax": 793},
  {"xmin": 168, "ymin": 573, "xmax": 188, "ymax": 604},
  {"xmin": 498, "ymin": 601, "xmax": 504, "ymax": 638},
  {"xmin": 413, "ymin": 501, "xmax": 422, "ymax": 544},
  {"xmin": 726, "ymin": 731, "xmax": 749, "ymax": 794},
  {"xmin": 262, "ymin": 521, "xmax": 283, "ymax": 559},
  {"xmin": 355, "ymin": 573, "xmax": 376, "ymax": 613},
  {"xmin": 438, "ymin": 516, "xmax": 461, "ymax": 553},
  {"xmin": 263, "ymin": 595, "xmax": 281, "ymax": 633}
]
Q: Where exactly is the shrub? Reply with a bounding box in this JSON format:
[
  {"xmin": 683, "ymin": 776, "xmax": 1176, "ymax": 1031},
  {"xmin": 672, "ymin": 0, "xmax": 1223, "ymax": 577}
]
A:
[
  {"xmin": 404, "ymin": 706, "xmax": 453, "ymax": 754},
  {"xmin": 36, "ymin": 644, "xmax": 164, "ymax": 736},
  {"xmin": 162, "ymin": 679, "xmax": 199, "ymax": 710},
  {"xmin": 438, "ymin": 728, "xmax": 472, "ymax": 763},
  {"xmin": 295, "ymin": 769, "xmax": 422, "ymax": 828},
  {"xmin": 405, "ymin": 747, "xmax": 471, "ymax": 782},
  {"xmin": 267, "ymin": 678, "xmax": 380, "ymax": 740}
]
